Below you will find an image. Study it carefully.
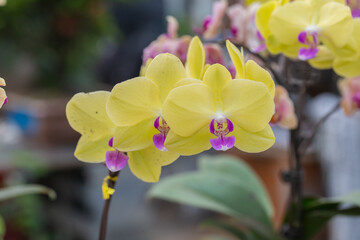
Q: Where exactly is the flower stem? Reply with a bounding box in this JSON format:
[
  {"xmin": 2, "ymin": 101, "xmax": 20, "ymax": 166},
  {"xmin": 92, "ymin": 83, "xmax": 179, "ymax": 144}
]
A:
[
  {"xmin": 99, "ymin": 170, "xmax": 120, "ymax": 240},
  {"xmin": 299, "ymin": 101, "xmax": 340, "ymax": 155}
]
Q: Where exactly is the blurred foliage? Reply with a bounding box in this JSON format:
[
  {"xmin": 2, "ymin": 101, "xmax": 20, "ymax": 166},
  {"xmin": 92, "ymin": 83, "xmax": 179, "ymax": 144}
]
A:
[
  {"xmin": 0, "ymin": 195, "xmax": 53, "ymax": 240},
  {"xmin": 11, "ymin": 150, "xmax": 49, "ymax": 178},
  {"xmin": 0, "ymin": 215, "xmax": 4, "ymax": 240},
  {"xmin": 0, "ymin": 0, "xmax": 120, "ymax": 91},
  {"xmin": 149, "ymin": 155, "xmax": 360, "ymax": 240},
  {"xmin": 0, "ymin": 184, "xmax": 56, "ymax": 201},
  {"xmin": 283, "ymin": 193, "xmax": 360, "ymax": 240},
  {"xmin": 148, "ymin": 155, "xmax": 280, "ymax": 240}
]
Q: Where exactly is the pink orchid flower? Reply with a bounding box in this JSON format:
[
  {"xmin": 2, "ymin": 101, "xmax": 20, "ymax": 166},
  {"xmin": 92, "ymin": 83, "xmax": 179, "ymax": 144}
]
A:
[
  {"xmin": 338, "ymin": 76, "xmax": 360, "ymax": 116},
  {"xmin": 270, "ymin": 86, "xmax": 298, "ymax": 129},
  {"xmin": 201, "ymin": 0, "xmax": 228, "ymax": 40},
  {"xmin": 142, "ymin": 16, "xmax": 191, "ymax": 64},
  {"xmin": 227, "ymin": 3, "xmax": 266, "ymax": 52}
]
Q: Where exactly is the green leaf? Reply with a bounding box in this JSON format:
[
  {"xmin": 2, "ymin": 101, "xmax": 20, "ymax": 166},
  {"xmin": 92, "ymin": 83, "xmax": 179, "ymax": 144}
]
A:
[
  {"xmin": 200, "ymin": 236, "xmax": 235, "ymax": 240},
  {"xmin": 0, "ymin": 184, "xmax": 56, "ymax": 201},
  {"xmin": 0, "ymin": 215, "xmax": 5, "ymax": 240},
  {"xmin": 335, "ymin": 191, "xmax": 360, "ymax": 206},
  {"xmin": 287, "ymin": 192, "xmax": 360, "ymax": 240},
  {"xmin": 201, "ymin": 219, "xmax": 280, "ymax": 240},
  {"xmin": 201, "ymin": 219, "xmax": 249, "ymax": 240},
  {"xmin": 198, "ymin": 155, "xmax": 273, "ymax": 218},
  {"xmin": 148, "ymin": 155, "xmax": 275, "ymax": 236}
]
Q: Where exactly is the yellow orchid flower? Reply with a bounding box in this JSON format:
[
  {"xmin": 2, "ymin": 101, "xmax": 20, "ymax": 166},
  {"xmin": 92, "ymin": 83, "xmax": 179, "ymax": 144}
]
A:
[
  {"xmin": 226, "ymin": 40, "xmax": 275, "ymax": 98},
  {"xmin": 268, "ymin": 0, "xmax": 353, "ymax": 60},
  {"xmin": 106, "ymin": 53, "xmax": 182, "ymax": 172},
  {"xmin": 162, "ymin": 63, "xmax": 275, "ymax": 156},
  {"xmin": 66, "ymin": 91, "xmax": 178, "ymax": 182},
  {"xmin": 0, "ymin": 78, "xmax": 7, "ymax": 108},
  {"xmin": 255, "ymin": 0, "xmax": 295, "ymax": 56}
]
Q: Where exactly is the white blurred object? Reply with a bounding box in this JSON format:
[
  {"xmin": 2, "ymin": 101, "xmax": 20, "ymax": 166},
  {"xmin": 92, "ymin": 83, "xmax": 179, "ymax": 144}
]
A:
[
  {"xmin": 310, "ymin": 93, "xmax": 360, "ymax": 240},
  {"xmin": 0, "ymin": 120, "xmax": 22, "ymax": 145},
  {"xmin": 0, "ymin": 0, "xmax": 6, "ymax": 6}
]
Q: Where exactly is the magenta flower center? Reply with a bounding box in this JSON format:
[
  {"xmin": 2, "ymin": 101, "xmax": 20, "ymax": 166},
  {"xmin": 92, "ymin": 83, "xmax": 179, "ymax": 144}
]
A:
[
  {"xmin": 297, "ymin": 31, "xmax": 319, "ymax": 60},
  {"xmin": 209, "ymin": 118, "xmax": 235, "ymax": 151},
  {"xmin": 153, "ymin": 116, "xmax": 170, "ymax": 152}
]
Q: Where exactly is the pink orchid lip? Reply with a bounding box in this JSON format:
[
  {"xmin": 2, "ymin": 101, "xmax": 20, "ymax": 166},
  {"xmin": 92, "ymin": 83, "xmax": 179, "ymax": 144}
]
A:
[
  {"xmin": 153, "ymin": 116, "xmax": 170, "ymax": 152},
  {"xmin": 297, "ymin": 31, "xmax": 319, "ymax": 60},
  {"xmin": 352, "ymin": 92, "xmax": 360, "ymax": 107},
  {"xmin": 105, "ymin": 150, "xmax": 129, "ymax": 172},
  {"xmin": 209, "ymin": 118, "xmax": 235, "ymax": 151}
]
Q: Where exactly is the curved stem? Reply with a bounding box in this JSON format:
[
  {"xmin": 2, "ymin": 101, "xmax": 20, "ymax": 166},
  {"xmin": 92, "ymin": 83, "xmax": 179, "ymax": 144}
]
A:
[
  {"xmin": 299, "ymin": 101, "xmax": 340, "ymax": 156},
  {"xmin": 99, "ymin": 170, "xmax": 120, "ymax": 240}
]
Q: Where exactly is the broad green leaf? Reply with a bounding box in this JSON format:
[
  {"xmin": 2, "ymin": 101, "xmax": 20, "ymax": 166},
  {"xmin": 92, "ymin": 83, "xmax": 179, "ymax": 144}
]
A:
[
  {"xmin": 0, "ymin": 184, "xmax": 56, "ymax": 201},
  {"xmin": 148, "ymin": 156, "xmax": 276, "ymax": 236},
  {"xmin": 198, "ymin": 155, "xmax": 274, "ymax": 218}
]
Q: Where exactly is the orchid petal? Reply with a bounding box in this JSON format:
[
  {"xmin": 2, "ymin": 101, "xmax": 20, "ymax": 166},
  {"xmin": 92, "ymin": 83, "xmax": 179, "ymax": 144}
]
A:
[
  {"xmin": 107, "ymin": 77, "xmax": 161, "ymax": 126},
  {"xmin": 222, "ymin": 79, "xmax": 274, "ymax": 132},
  {"xmin": 174, "ymin": 78, "xmax": 203, "ymax": 87},
  {"xmin": 66, "ymin": 91, "xmax": 115, "ymax": 141},
  {"xmin": 317, "ymin": 2, "xmax": 353, "ymax": 47},
  {"xmin": 308, "ymin": 45, "xmax": 334, "ymax": 69},
  {"xmin": 233, "ymin": 124, "xmax": 275, "ymax": 153},
  {"xmin": 255, "ymin": 1, "xmax": 278, "ymax": 38},
  {"xmin": 185, "ymin": 36, "xmax": 205, "ymax": 79},
  {"xmin": 163, "ymin": 83, "xmax": 215, "ymax": 137},
  {"xmin": 210, "ymin": 136, "xmax": 235, "ymax": 151},
  {"xmin": 145, "ymin": 53, "xmax": 187, "ymax": 102},
  {"xmin": 112, "ymin": 117, "xmax": 157, "ymax": 152},
  {"xmin": 105, "ymin": 151, "xmax": 129, "ymax": 172},
  {"xmin": 269, "ymin": 1, "xmax": 311, "ymax": 45},
  {"xmin": 226, "ymin": 40, "xmax": 245, "ymax": 78},
  {"xmin": 164, "ymin": 128, "xmax": 212, "ymax": 156},
  {"xmin": 298, "ymin": 47, "xmax": 319, "ymax": 60},
  {"xmin": 203, "ymin": 64, "xmax": 232, "ymax": 94},
  {"xmin": 128, "ymin": 145, "xmax": 179, "ymax": 182},
  {"xmin": 0, "ymin": 87, "xmax": 6, "ymax": 108},
  {"xmin": 74, "ymin": 135, "xmax": 112, "ymax": 163},
  {"xmin": 245, "ymin": 60, "xmax": 275, "ymax": 98}
]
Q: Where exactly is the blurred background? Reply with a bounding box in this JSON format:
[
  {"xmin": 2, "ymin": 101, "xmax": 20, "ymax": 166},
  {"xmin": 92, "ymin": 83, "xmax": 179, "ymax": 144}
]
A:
[{"xmin": 0, "ymin": 0, "xmax": 358, "ymax": 239}]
